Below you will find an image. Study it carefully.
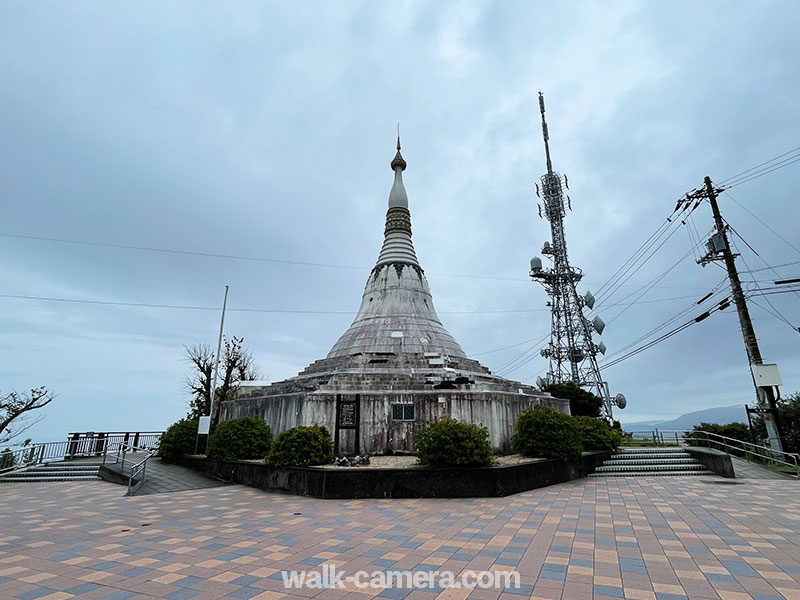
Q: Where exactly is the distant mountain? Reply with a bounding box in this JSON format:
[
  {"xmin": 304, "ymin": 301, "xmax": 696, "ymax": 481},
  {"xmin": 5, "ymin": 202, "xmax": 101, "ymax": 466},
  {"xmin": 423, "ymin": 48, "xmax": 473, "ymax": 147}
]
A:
[{"xmin": 620, "ymin": 404, "xmax": 748, "ymax": 433}]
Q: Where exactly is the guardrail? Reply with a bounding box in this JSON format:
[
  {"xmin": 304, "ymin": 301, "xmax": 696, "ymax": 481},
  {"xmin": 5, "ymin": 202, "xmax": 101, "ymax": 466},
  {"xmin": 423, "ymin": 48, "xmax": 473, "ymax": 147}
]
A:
[
  {"xmin": 0, "ymin": 431, "xmax": 162, "ymax": 475},
  {"xmin": 622, "ymin": 428, "xmax": 800, "ymax": 479}
]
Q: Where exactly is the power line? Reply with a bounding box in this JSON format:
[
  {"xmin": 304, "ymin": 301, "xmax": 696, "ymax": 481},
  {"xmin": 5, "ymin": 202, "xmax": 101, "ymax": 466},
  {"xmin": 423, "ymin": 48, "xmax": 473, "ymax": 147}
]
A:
[
  {"xmin": 601, "ymin": 279, "xmax": 728, "ymax": 362},
  {"xmin": 1, "ymin": 230, "xmax": 717, "ymax": 290},
  {"xmin": 592, "ymin": 202, "xmax": 698, "ymax": 309},
  {"xmin": 724, "ymin": 190, "xmax": 800, "ymax": 259},
  {"xmin": 470, "ymin": 336, "xmax": 548, "ymax": 357},
  {"xmin": 596, "ymin": 229, "xmax": 710, "ymax": 327},
  {"xmin": 723, "ymin": 154, "xmax": 800, "ymax": 189},
  {"xmin": 719, "ymin": 145, "xmax": 800, "ymax": 185},
  {"xmin": 0, "ymin": 293, "xmax": 555, "ymax": 315},
  {"xmin": 729, "ymin": 235, "xmax": 797, "ymax": 333},
  {"xmin": 599, "ymin": 297, "xmax": 732, "ymax": 370},
  {"xmin": 745, "ymin": 260, "xmax": 800, "ymax": 274}
]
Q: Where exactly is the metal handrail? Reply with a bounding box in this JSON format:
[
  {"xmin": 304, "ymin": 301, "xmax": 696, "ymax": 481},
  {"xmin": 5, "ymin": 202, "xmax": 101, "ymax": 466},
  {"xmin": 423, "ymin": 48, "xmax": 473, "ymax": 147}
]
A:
[
  {"xmin": 122, "ymin": 444, "xmax": 157, "ymax": 496},
  {"xmin": 684, "ymin": 430, "xmax": 800, "ymax": 478}
]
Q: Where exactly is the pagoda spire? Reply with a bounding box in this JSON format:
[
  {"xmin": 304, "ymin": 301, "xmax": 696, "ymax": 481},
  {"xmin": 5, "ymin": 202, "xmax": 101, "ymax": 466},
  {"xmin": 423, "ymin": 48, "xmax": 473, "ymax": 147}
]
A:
[
  {"xmin": 325, "ymin": 138, "xmax": 466, "ymax": 358},
  {"xmin": 376, "ymin": 136, "xmax": 418, "ymax": 266}
]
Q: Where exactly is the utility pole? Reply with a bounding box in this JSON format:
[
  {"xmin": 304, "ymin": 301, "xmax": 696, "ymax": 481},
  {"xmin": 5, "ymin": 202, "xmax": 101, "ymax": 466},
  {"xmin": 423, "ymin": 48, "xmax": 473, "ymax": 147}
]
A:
[
  {"xmin": 689, "ymin": 177, "xmax": 784, "ymax": 452},
  {"xmin": 208, "ymin": 285, "xmax": 230, "ymax": 428}
]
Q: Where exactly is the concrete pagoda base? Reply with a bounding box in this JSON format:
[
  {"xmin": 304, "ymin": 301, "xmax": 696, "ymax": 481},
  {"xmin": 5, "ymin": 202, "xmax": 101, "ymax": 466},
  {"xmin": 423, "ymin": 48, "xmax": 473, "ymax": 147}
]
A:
[{"xmin": 220, "ymin": 351, "xmax": 568, "ymax": 455}]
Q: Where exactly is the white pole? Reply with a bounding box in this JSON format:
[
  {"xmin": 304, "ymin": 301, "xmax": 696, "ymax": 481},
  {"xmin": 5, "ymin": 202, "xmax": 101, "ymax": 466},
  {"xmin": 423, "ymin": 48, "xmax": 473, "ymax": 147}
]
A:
[{"xmin": 208, "ymin": 285, "xmax": 229, "ymax": 427}]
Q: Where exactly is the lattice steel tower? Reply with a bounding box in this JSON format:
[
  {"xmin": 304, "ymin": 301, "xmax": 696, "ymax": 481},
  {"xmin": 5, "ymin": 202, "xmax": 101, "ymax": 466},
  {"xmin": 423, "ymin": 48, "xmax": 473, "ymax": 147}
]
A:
[{"xmin": 529, "ymin": 92, "xmax": 625, "ymax": 420}]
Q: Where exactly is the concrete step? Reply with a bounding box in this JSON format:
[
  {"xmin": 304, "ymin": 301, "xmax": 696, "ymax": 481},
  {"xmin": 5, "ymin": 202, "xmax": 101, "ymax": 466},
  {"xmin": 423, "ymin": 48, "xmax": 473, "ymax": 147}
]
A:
[
  {"xmin": 604, "ymin": 457, "xmax": 697, "ymax": 465},
  {"xmin": 2, "ymin": 469, "xmax": 100, "ymax": 477},
  {"xmin": 591, "ymin": 446, "xmax": 715, "ymax": 477},
  {"xmin": 589, "ymin": 470, "xmax": 714, "ymax": 477},
  {"xmin": 35, "ymin": 465, "xmax": 102, "ymax": 472},
  {"xmin": 0, "ymin": 475, "xmax": 102, "ymax": 482},
  {"xmin": 597, "ymin": 462, "xmax": 706, "ymax": 472},
  {"xmin": 615, "ymin": 450, "xmax": 688, "ymax": 457},
  {"xmin": 617, "ymin": 446, "xmax": 686, "ymax": 453},
  {"xmin": 0, "ymin": 461, "xmax": 102, "ymax": 483}
]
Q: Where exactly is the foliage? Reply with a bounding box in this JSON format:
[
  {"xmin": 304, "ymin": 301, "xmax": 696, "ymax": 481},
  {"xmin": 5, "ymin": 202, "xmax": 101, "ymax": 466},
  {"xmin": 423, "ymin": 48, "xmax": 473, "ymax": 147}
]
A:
[
  {"xmin": 158, "ymin": 419, "xmax": 201, "ymax": 463},
  {"xmin": 0, "ymin": 448, "xmax": 14, "ymax": 470},
  {"xmin": 684, "ymin": 421, "xmax": 752, "ymax": 447},
  {"xmin": 543, "ymin": 383, "xmax": 603, "ymax": 418},
  {"xmin": 575, "ymin": 416, "xmax": 622, "ymax": 451},
  {"xmin": 185, "ymin": 335, "xmax": 262, "ymax": 424},
  {"xmin": 266, "ymin": 425, "xmax": 334, "ymax": 467},
  {"xmin": 513, "ymin": 406, "xmax": 583, "ymax": 462},
  {"xmin": 777, "ymin": 392, "xmax": 800, "ymax": 454},
  {"xmin": 0, "ymin": 387, "xmax": 54, "ymax": 445},
  {"xmin": 207, "ymin": 416, "xmax": 272, "ymax": 461},
  {"xmin": 752, "ymin": 392, "xmax": 800, "ymax": 454},
  {"xmin": 413, "ymin": 417, "xmax": 494, "ymax": 468}
]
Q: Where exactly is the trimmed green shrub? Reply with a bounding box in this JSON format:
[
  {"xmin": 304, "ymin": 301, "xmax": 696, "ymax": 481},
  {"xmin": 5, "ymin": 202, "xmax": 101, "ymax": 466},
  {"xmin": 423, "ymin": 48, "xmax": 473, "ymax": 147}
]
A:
[
  {"xmin": 207, "ymin": 416, "xmax": 272, "ymax": 461},
  {"xmin": 575, "ymin": 416, "xmax": 622, "ymax": 451},
  {"xmin": 266, "ymin": 425, "xmax": 334, "ymax": 467},
  {"xmin": 513, "ymin": 406, "xmax": 583, "ymax": 462},
  {"xmin": 543, "ymin": 383, "xmax": 603, "ymax": 417},
  {"xmin": 158, "ymin": 418, "xmax": 201, "ymax": 463},
  {"xmin": 414, "ymin": 417, "xmax": 494, "ymax": 467}
]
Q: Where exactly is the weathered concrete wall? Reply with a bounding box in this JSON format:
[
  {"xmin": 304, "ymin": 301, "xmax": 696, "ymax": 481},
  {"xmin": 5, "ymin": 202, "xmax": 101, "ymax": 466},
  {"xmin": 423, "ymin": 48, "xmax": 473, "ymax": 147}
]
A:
[
  {"xmin": 220, "ymin": 393, "xmax": 307, "ymax": 438},
  {"xmin": 221, "ymin": 389, "xmax": 569, "ymax": 455}
]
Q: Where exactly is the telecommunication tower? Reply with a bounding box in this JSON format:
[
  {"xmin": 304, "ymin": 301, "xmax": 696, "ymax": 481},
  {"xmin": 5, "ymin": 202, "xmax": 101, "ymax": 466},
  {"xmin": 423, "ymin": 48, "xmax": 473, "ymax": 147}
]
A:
[{"xmin": 529, "ymin": 92, "xmax": 625, "ymax": 420}]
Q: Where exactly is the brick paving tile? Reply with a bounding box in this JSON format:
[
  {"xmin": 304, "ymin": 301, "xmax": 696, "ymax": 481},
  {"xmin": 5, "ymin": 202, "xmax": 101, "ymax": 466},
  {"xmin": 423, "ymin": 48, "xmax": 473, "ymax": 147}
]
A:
[{"xmin": 1, "ymin": 476, "xmax": 800, "ymax": 599}]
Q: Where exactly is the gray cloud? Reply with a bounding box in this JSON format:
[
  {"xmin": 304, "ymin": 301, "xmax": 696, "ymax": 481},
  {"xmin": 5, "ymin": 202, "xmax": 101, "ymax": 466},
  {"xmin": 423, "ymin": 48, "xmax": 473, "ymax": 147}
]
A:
[{"xmin": 1, "ymin": 0, "xmax": 798, "ymax": 442}]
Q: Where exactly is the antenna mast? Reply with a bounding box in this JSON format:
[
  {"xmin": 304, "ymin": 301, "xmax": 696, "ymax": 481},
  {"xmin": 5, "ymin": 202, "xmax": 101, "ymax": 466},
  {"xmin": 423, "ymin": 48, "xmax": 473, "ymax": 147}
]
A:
[{"xmin": 529, "ymin": 93, "xmax": 625, "ymax": 419}]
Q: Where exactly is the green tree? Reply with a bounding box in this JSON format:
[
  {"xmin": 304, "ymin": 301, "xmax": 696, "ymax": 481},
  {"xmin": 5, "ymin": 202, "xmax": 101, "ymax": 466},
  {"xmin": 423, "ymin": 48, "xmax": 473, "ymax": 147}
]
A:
[
  {"xmin": 751, "ymin": 392, "xmax": 800, "ymax": 453},
  {"xmin": 543, "ymin": 383, "xmax": 603, "ymax": 418}
]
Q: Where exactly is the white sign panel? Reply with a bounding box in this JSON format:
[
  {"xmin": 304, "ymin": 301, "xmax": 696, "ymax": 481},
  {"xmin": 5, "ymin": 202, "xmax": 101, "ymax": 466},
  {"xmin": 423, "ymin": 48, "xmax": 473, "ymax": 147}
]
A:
[
  {"xmin": 198, "ymin": 416, "xmax": 211, "ymax": 435},
  {"xmin": 751, "ymin": 363, "xmax": 782, "ymax": 388}
]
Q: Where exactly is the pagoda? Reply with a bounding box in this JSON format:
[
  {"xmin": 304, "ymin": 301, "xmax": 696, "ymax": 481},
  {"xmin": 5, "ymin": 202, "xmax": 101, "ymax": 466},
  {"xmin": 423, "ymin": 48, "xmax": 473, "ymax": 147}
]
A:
[{"xmin": 221, "ymin": 140, "xmax": 567, "ymax": 454}]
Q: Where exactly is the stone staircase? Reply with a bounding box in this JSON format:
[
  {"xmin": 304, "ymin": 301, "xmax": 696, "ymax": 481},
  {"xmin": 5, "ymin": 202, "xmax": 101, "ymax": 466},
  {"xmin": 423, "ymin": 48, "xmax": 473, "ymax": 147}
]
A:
[
  {"xmin": 590, "ymin": 447, "xmax": 714, "ymax": 477},
  {"xmin": 0, "ymin": 461, "xmax": 102, "ymax": 483}
]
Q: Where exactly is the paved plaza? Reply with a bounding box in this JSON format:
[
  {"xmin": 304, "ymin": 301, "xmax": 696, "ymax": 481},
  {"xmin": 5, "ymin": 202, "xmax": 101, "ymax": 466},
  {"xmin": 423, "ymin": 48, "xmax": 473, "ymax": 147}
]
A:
[{"xmin": 1, "ymin": 475, "xmax": 799, "ymax": 600}]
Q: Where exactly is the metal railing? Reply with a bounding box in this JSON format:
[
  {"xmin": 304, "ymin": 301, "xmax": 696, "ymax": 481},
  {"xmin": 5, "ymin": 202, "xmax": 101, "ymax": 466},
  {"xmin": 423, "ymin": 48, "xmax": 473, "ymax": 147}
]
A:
[
  {"xmin": 0, "ymin": 431, "xmax": 162, "ymax": 475},
  {"xmin": 622, "ymin": 428, "xmax": 800, "ymax": 479},
  {"xmin": 623, "ymin": 430, "xmax": 684, "ymax": 447},
  {"xmin": 117, "ymin": 443, "xmax": 158, "ymax": 495},
  {"xmin": 684, "ymin": 430, "xmax": 800, "ymax": 479}
]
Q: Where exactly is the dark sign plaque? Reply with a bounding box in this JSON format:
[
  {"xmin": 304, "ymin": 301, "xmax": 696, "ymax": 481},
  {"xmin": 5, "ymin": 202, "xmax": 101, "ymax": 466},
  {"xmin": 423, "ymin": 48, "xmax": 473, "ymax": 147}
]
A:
[
  {"xmin": 339, "ymin": 402, "xmax": 357, "ymax": 428},
  {"xmin": 335, "ymin": 394, "xmax": 360, "ymax": 455}
]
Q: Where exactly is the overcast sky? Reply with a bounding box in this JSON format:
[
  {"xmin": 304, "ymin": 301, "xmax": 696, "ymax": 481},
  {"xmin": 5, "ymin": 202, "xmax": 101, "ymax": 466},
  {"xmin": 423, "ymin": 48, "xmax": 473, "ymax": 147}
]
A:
[{"xmin": 2, "ymin": 1, "xmax": 799, "ymax": 443}]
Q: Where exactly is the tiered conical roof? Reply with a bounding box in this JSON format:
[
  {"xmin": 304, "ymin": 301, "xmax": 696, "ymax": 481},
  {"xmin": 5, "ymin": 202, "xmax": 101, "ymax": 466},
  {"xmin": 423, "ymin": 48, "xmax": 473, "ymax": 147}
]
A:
[{"xmin": 326, "ymin": 140, "xmax": 466, "ymax": 358}]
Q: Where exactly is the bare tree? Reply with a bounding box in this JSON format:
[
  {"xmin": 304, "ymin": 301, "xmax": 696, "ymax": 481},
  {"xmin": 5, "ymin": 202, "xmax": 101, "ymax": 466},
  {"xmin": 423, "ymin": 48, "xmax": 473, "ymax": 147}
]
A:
[
  {"xmin": 185, "ymin": 336, "xmax": 262, "ymax": 423},
  {"xmin": 0, "ymin": 387, "xmax": 54, "ymax": 445}
]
